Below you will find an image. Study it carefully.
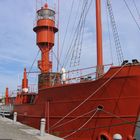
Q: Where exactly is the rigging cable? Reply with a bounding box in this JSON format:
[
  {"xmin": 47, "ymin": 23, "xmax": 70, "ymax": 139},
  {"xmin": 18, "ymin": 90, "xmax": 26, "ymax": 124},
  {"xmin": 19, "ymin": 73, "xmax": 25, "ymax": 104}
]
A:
[
  {"xmin": 63, "ymin": 0, "xmax": 93, "ymax": 68},
  {"xmin": 106, "ymin": 0, "xmax": 124, "ymax": 65},
  {"xmin": 72, "ymin": 0, "xmax": 93, "ymax": 67},
  {"xmin": 63, "ymin": 109, "xmax": 99, "ymax": 139},
  {"xmin": 133, "ymin": 0, "xmax": 140, "ymax": 20},
  {"xmin": 61, "ymin": 0, "xmax": 82, "ymax": 69},
  {"xmin": 123, "ymin": 0, "xmax": 140, "ymax": 32},
  {"xmin": 70, "ymin": 0, "xmax": 88, "ymax": 67},
  {"xmin": 102, "ymin": 109, "xmax": 140, "ymax": 129},
  {"xmin": 41, "ymin": 0, "xmax": 43, "ymax": 6},
  {"xmin": 52, "ymin": 50, "xmax": 63, "ymax": 68},
  {"xmin": 51, "ymin": 108, "xmax": 97, "ymax": 130},
  {"xmin": 105, "ymin": 0, "xmax": 113, "ymax": 65},
  {"xmin": 60, "ymin": 0, "xmax": 75, "ymax": 62},
  {"xmin": 62, "ymin": 0, "xmax": 86, "ymax": 68},
  {"xmin": 64, "ymin": 0, "xmax": 87, "ymax": 66},
  {"xmin": 27, "ymin": 50, "xmax": 40, "ymax": 77},
  {"xmin": 51, "ymin": 62, "xmax": 128, "ymax": 129},
  {"xmin": 54, "ymin": 120, "xmax": 140, "ymax": 134},
  {"xmin": 57, "ymin": 0, "xmax": 60, "ymax": 71}
]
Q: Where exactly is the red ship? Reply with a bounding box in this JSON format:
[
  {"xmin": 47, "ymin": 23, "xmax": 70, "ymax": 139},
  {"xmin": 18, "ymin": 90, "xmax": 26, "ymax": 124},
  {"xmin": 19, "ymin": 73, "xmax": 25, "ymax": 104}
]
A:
[{"xmin": 4, "ymin": 0, "xmax": 140, "ymax": 140}]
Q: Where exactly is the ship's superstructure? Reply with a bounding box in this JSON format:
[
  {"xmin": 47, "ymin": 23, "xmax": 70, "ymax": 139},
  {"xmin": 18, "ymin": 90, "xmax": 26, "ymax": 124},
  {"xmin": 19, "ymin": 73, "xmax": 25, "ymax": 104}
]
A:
[
  {"xmin": 22, "ymin": 68, "xmax": 28, "ymax": 93},
  {"xmin": 33, "ymin": 4, "xmax": 61, "ymax": 89},
  {"xmin": 5, "ymin": 87, "xmax": 9, "ymax": 105}
]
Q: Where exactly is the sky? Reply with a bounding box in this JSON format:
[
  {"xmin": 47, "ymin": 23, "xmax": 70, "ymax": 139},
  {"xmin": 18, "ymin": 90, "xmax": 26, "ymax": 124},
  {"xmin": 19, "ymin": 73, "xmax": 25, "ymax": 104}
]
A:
[{"xmin": 0, "ymin": 0, "xmax": 140, "ymax": 96}]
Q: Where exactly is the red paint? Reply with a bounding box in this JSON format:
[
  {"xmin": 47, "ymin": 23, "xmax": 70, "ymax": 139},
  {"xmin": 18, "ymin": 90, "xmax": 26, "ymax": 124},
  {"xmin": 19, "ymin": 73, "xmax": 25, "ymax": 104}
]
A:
[
  {"xmin": 22, "ymin": 68, "xmax": 28, "ymax": 89},
  {"xmin": 14, "ymin": 65, "xmax": 140, "ymax": 139},
  {"xmin": 15, "ymin": 68, "xmax": 36, "ymax": 104},
  {"xmin": 12, "ymin": 2, "xmax": 140, "ymax": 140},
  {"xmin": 5, "ymin": 87, "xmax": 9, "ymax": 105},
  {"xmin": 96, "ymin": 0, "xmax": 104, "ymax": 78},
  {"xmin": 33, "ymin": 4, "xmax": 58, "ymax": 74}
]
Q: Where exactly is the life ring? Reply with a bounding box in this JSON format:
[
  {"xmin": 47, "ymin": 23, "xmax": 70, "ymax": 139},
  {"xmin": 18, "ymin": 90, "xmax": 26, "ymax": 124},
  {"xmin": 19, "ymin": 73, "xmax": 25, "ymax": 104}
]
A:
[
  {"xmin": 97, "ymin": 131, "xmax": 112, "ymax": 140},
  {"xmin": 127, "ymin": 135, "xmax": 133, "ymax": 140}
]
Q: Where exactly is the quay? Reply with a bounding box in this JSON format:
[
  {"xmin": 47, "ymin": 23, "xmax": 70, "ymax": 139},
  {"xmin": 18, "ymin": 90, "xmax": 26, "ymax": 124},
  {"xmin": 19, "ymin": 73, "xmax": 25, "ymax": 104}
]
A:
[{"xmin": 0, "ymin": 116, "xmax": 64, "ymax": 140}]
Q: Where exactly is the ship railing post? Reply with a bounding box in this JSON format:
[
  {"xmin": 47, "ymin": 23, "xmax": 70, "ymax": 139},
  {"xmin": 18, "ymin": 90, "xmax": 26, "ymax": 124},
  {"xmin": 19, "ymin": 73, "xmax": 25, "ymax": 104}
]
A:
[
  {"xmin": 40, "ymin": 118, "xmax": 46, "ymax": 136},
  {"xmin": 13, "ymin": 112, "xmax": 17, "ymax": 124},
  {"xmin": 47, "ymin": 101, "xmax": 50, "ymax": 133}
]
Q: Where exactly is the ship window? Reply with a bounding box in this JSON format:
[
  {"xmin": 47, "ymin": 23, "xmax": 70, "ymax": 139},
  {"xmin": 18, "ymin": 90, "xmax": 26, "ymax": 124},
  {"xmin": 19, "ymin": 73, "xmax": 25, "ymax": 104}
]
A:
[{"xmin": 37, "ymin": 9, "xmax": 55, "ymax": 20}]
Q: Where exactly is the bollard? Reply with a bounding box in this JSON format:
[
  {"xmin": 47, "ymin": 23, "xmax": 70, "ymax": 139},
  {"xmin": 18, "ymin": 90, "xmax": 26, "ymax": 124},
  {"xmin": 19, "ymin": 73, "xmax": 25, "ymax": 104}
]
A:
[
  {"xmin": 13, "ymin": 112, "xmax": 17, "ymax": 124},
  {"xmin": 40, "ymin": 118, "xmax": 46, "ymax": 136}
]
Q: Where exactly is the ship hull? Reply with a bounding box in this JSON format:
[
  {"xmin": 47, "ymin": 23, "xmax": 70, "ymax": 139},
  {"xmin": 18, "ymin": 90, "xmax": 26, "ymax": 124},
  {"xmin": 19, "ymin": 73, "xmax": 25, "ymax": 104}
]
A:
[{"xmin": 14, "ymin": 65, "xmax": 140, "ymax": 139}]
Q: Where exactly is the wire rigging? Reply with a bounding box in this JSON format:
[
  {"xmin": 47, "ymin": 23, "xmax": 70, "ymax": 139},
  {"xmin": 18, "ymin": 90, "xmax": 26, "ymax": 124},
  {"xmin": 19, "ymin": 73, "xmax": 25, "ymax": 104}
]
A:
[
  {"xmin": 69, "ymin": 0, "xmax": 88, "ymax": 67},
  {"xmin": 63, "ymin": 109, "xmax": 98, "ymax": 139},
  {"xmin": 60, "ymin": 0, "xmax": 75, "ymax": 62},
  {"xmin": 61, "ymin": 0, "xmax": 83, "ymax": 68},
  {"xmin": 123, "ymin": 0, "xmax": 140, "ymax": 32},
  {"xmin": 133, "ymin": 0, "xmax": 140, "ymax": 20},
  {"xmin": 62, "ymin": 0, "xmax": 93, "ymax": 68},
  {"xmin": 106, "ymin": 0, "xmax": 124, "ymax": 65},
  {"xmin": 105, "ymin": 0, "xmax": 113, "ymax": 65},
  {"xmin": 52, "ymin": 50, "xmax": 63, "ymax": 68},
  {"xmin": 27, "ymin": 50, "xmax": 40, "ymax": 77},
  {"xmin": 51, "ymin": 63, "xmax": 128, "ymax": 129}
]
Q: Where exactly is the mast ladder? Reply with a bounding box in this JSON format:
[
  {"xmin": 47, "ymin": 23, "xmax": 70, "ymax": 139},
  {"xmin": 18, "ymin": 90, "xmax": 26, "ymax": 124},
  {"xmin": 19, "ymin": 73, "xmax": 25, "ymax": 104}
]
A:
[{"xmin": 107, "ymin": 0, "xmax": 124, "ymax": 65}]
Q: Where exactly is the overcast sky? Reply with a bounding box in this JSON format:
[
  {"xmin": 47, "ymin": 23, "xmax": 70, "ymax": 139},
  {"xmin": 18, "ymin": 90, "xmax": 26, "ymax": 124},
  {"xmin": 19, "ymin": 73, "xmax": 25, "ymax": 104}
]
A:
[{"xmin": 0, "ymin": 0, "xmax": 140, "ymax": 95}]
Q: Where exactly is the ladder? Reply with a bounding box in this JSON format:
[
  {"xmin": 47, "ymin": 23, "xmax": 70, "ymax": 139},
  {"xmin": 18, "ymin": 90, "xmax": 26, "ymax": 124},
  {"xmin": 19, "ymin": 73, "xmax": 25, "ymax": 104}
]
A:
[{"xmin": 107, "ymin": 0, "xmax": 124, "ymax": 65}]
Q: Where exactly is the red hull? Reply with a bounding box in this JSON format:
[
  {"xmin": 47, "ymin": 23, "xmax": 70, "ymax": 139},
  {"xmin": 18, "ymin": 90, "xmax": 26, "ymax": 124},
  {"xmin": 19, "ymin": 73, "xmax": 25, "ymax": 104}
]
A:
[{"xmin": 14, "ymin": 65, "xmax": 140, "ymax": 139}]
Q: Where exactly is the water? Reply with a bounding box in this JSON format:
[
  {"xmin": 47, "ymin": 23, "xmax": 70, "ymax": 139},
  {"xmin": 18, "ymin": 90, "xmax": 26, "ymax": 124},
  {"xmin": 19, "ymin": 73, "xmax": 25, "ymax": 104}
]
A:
[
  {"xmin": 135, "ymin": 119, "xmax": 140, "ymax": 140},
  {"xmin": 135, "ymin": 129, "xmax": 140, "ymax": 140}
]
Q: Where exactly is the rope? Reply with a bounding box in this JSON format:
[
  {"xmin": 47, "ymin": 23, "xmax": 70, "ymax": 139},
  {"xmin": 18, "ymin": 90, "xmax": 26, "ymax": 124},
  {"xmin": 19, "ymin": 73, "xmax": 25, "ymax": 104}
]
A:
[
  {"xmin": 105, "ymin": 0, "xmax": 113, "ymax": 65},
  {"xmin": 69, "ymin": 0, "xmax": 93, "ymax": 68},
  {"xmin": 51, "ymin": 108, "xmax": 97, "ymax": 130},
  {"xmin": 123, "ymin": 0, "xmax": 140, "ymax": 32},
  {"xmin": 52, "ymin": 50, "xmax": 63, "ymax": 69},
  {"xmin": 70, "ymin": 3, "xmax": 86, "ymax": 67},
  {"xmin": 62, "ymin": 0, "xmax": 91, "ymax": 68},
  {"xmin": 52, "ymin": 107, "xmax": 140, "ymax": 135},
  {"xmin": 109, "ymin": 66, "xmax": 131, "ymax": 132},
  {"xmin": 102, "ymin": 109, "xmax": 140, "ymax": 128},
  {"xmin": 41, "ymin": 0, "xmax": 43, "ymax": 6},
  {"xmin": 133, "ymin": 0, "xmax": 140, "ymax": 20},
  {"xmin": 60, "ymin": 0, "xmax": 75, "ymax": 60},
  {"xmin": 107, "ymin": 0, "xmax": 124, "ymax": 65},
  {"xmin": 51, "ymin": 63, "xmax": 128, "ymax": 129},
  {"xmin": 27, "ymin": 50, "xmax": 40, "ymax": 77},
  {"xmin": 61, "ymin": 0, "xmax": 81, "ymax": 69},
  {"xmin": 63, "ymin": 0, "xmax": 87, "ymax": 67},
  {"xmin": 53, "ymin": 120, "xmax": 140, "ymax": 134},
  {"xmin": 63, "ymin": 109, "xmax": 98, "ymax": 139}
]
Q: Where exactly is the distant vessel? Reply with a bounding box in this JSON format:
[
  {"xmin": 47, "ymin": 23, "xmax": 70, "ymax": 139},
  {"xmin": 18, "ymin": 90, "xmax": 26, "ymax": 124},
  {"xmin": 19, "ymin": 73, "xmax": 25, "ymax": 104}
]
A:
[{"xmin": 4, "ymin": 0, "xmax": 140, "ymax": 139}]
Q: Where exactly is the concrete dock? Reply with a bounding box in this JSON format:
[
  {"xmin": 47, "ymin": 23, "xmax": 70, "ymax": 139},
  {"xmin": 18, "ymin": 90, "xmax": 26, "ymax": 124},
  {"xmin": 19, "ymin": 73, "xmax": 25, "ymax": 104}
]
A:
[
  {"xmin": 0, "ymin": 116, "xmax": 64, "ymax": 140},
  {"xmin": 0, "ymin": 116, "xmax": 139, "ymax": 140}
]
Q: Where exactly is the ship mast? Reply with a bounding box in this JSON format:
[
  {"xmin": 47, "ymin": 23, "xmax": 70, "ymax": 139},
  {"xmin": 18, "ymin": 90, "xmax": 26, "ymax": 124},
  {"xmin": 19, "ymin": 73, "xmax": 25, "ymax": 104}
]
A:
[{"xmin": 96, "ymin": 0, "xmax": 104, "ymax": 78}]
